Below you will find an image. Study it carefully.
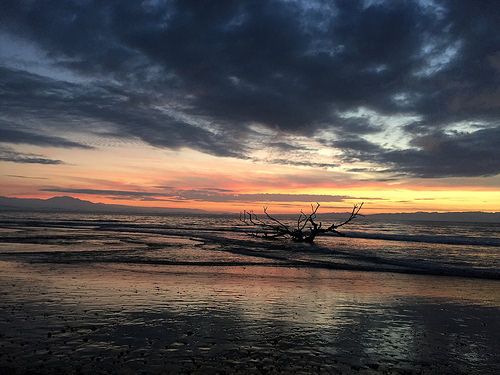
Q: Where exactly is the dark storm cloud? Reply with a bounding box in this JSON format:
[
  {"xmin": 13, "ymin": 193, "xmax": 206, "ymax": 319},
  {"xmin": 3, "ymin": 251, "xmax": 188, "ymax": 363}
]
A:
[
  {"xmin": 0, "ymin": 120, "xmax": 92, "ymax": 149},
  {"xmin": 0, "ymin": 146, "xmax": 63, "ymax": 164},
  {"xmin": 332, "ymin": 127, "xmax": 500, "ymax": 177},
  {"xmin": 254, "ymin": 158, "xmax": 339, "ymax": 169},
  {"xmin": 1, "ymin": 0, "xmax": 499, "ymax": 176},
  {"xmin": 0, "ymin": 68, "xmax": 246, "ymax": 158},
  {"xmin": 333, "ymin": 117, "xmax": 382, "ymax": 135}
]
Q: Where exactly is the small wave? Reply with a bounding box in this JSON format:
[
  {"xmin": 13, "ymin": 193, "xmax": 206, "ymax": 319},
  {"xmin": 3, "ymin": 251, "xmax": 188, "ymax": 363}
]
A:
[
  {"xmin": 338, "ymin": 231, "xmax": 500, "ymax": 247},
  {"xmin": 2, "ymin": 218, "xmax": 498, "ymax": 247},
  {"xmin": 7, "ymin": 253, "xmax": 499, "ymax": 280},
  {"xmin": 1, "ymin": 217, "xmax": 499, "ymax": 280}
]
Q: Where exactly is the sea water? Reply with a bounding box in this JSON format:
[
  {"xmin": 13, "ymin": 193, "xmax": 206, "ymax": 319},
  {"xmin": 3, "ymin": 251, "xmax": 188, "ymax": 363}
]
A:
[{"xmin": 0, "ymin": 212, "xmax": 498, "ymax": 279}]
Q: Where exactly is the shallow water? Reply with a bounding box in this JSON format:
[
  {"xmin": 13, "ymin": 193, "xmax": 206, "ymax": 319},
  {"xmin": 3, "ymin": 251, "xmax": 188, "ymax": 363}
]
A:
[{"xmin": 0, "ymin": 212, "xmax": 498, "ymax": 278}]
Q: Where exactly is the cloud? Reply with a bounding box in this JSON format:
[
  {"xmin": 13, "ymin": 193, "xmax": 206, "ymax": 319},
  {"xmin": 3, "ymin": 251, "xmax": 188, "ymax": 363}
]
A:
[
  {"xmin": 174, "ymin": 191, "xmax": 353, "ymax": 203},
  {"xmin": 39, "ymin": 186, "xmax": 366, "ymax": 203},
  {"xmin": 5, "ymin": 174, "xmax": 48, "ymax": 180},
  {"xmin": 0, "ymin": 67, "xmax": 246, "ymax": 158},
  {"xmin": 39, "ymin": 188, "xmax": 164, "ymax": 198},
  {"xmin": 331, "ymin": 127, "xmax": 500, "ymax": 177},
  {"xmin": 0, "ymin": 0, "xmax": 499, "ymax": 177},
  {"xmin": 253, "ymin": 158, "xmax": 338, "ymax": 169},
  {"xmin": 0, "ymin": 120, "xmax": 92, "ymax": 149},
  {"xmin": 0, "ymin": 146, "xmax": 63, "ymax": 164},
  {"xmin": 267, "ymin": 142, "xmax": 309, "ymax": 151}
]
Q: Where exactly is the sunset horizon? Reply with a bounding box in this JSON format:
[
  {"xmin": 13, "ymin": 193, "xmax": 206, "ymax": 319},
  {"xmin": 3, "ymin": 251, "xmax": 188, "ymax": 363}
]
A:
[
  {"xmin": 2, "ymin": 144, "xmax": 499, "ymax": 214},
  {"xmin": 1, "ymin": 1, "xmax": 499, "ymax": 215}
]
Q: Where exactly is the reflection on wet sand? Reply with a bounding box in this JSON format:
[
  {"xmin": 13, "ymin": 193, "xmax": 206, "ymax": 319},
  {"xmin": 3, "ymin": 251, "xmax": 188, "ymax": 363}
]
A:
[{"xmin": 1, "ymin": 261, "xmax": 499, "ymax": 374}]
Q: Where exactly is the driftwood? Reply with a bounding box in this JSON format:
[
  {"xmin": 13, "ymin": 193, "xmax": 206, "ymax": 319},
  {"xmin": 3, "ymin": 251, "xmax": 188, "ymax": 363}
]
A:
[{"xmin": 240, "ymin": 202, "xmax": 363, "ymax": 244}]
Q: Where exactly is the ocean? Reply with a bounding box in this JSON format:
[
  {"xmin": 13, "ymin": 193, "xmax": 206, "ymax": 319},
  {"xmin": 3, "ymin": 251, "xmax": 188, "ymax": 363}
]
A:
[{"xmin": 0, "ymin": 212, "xmax": 499, "ymax": 279}]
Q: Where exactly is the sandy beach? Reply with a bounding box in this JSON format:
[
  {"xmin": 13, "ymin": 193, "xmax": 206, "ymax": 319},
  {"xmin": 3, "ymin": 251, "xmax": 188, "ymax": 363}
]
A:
[{"xmin": 1, "ymin": 258, "xmax": 499, "ymax": 374}]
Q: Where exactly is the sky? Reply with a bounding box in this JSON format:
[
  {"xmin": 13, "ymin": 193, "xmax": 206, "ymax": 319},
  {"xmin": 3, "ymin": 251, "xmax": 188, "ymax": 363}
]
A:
[{"xmin": 0, "ymin": 0, "xmax": 499, "ymax": 213}]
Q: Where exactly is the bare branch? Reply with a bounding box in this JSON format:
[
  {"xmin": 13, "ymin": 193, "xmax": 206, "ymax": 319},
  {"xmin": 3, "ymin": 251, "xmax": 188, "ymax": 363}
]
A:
[
  {"xmin": 239, "ymin": 202, "xmax": 363, "ymax": 243},
  {"xmin": 328, "ymin": 202, "xmax": 364, "ymax": 230},
  {"xmin": 263, "ymin": 206, "xmax": 292, "ymax": 235}
]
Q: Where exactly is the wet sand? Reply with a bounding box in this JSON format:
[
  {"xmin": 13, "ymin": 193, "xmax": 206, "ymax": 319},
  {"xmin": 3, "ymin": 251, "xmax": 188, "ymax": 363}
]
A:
[{"xmin": 1, "ymin": 260, "xmax": 499, "ymax": 374}]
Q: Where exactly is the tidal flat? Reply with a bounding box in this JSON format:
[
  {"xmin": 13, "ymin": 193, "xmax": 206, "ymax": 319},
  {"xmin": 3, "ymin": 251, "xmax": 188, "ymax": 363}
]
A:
[{"xmin": 1, "ymin": 260, "xmax": 500, "ymax": 374}]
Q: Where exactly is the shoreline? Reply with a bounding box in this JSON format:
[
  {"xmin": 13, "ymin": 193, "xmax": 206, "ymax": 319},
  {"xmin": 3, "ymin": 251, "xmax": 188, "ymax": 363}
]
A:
[{"xmin": 1, "ymin": 260, "xmax": 499, "ymax": 373}]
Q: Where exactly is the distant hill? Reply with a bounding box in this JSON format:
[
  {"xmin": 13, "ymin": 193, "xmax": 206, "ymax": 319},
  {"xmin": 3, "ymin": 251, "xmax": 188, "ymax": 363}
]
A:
[
  {"xmin": 0, "ymin": 196, "xmax": 205, "ymax": 214},
  {"xmin": 1, "ymin": 196, "xmax": 499, "ymax": 222},
  {"xmin": 367, "ymin": 211, "xmax": 500, "ymax": 223}
]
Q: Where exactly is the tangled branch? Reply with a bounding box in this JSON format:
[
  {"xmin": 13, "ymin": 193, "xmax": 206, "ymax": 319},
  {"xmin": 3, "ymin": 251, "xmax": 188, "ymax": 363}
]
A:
[{"xmin": 240, "ymin": 202, "xmax": 363, "ymax": 243}]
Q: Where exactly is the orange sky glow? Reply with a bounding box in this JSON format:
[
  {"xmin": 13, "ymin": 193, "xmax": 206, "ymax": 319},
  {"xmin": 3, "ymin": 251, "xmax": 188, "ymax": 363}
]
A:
[{"xmin": 2, "ymin": 143, "xmax": 499, "ymax": 213}]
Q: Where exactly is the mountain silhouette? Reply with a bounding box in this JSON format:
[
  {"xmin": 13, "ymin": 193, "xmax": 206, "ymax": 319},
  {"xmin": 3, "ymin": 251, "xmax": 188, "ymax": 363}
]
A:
[{"xmin": 0, "ymin": 196, "xmax": 205, "ymax": 214}]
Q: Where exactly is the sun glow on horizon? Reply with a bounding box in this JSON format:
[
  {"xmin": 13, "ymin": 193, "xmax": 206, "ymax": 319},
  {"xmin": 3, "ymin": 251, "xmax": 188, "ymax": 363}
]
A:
[{"xmin": 2, "ymin": 143, "xmax": 499, "ymax": 214}]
